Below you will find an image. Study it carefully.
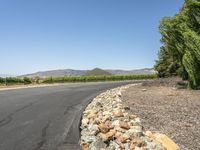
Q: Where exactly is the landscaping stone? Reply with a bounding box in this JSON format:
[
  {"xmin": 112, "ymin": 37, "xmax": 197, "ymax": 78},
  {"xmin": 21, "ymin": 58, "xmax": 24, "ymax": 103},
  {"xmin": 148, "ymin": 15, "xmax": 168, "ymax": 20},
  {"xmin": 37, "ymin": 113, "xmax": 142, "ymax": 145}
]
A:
[{"xmin": 80, "ymin": 84, "xmax": 180, "ymax": 150}]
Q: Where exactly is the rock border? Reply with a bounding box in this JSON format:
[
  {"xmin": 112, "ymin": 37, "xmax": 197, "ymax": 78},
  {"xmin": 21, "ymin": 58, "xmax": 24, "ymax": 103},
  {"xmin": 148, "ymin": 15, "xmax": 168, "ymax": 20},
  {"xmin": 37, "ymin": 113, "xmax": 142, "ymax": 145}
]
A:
[{"xmin": 80, "ymin": 84, "xmax": 180, "ymax": 150}]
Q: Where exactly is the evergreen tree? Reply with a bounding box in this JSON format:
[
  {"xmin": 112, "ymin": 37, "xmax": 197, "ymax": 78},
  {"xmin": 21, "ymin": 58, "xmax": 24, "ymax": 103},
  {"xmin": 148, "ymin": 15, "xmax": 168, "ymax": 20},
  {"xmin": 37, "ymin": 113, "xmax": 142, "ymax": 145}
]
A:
[{"xmin": 155, "ymin": 0, "xmax": 200, "ymax": 89}]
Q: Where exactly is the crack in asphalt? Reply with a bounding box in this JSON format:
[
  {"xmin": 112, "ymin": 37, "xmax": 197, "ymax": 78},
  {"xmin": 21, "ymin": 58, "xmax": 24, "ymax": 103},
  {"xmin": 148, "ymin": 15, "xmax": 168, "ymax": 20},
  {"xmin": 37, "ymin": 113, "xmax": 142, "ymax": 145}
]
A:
[
  {"xmin": 15, "ymin": 102, "xmax": 34, "ymax": 113},
  {"xmin": 63, "ymin": 105, "xmax": 80, "ymax": 115},
  {"xmin": 0, "ymin": 113, "xmax": 13, "ymax": 127},
  {"xmin": 0, "ymin": 100, "xmax": 39, "ymax": 128},
  {"xmin": 33, "ymin": 121, "xmax": 51, "ymax": 150}
]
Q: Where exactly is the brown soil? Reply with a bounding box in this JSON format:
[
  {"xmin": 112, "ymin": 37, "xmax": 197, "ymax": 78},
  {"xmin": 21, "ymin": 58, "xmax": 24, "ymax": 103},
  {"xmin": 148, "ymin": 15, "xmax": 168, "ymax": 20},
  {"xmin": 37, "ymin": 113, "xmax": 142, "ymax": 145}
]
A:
[{"xmin": 122, "ymin": 78, "xmax": 200, "ymax": 150}]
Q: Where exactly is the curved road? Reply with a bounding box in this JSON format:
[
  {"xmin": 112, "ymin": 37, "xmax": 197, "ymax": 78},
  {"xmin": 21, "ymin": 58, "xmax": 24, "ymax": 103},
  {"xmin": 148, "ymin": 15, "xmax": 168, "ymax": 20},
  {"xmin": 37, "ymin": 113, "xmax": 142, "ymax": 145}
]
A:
[{"xmin": 0, "ymin": 82, "xmax": 131, "ymax": 150}]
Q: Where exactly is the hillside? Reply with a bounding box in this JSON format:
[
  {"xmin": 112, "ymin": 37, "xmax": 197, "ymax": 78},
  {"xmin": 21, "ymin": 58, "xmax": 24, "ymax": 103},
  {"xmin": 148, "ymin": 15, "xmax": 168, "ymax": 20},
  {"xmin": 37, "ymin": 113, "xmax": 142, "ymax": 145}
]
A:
[
  {"xmin": 0, "ymin": 74, "xmax": 14, "ymax": 77},
  {"xmin": 106, "ymin": 68, "xmax": 156, "ymax": 75},
  {"xmin": 20, "ymin": 68, "xmax": 156, "ymax": 77},
  {"xmin": 20, "ymin": 69, "xmax": 86, "ymax": 78},
  {"xmin": 85, "ymin": 68, "xmax": 112, "ymax": 76}
]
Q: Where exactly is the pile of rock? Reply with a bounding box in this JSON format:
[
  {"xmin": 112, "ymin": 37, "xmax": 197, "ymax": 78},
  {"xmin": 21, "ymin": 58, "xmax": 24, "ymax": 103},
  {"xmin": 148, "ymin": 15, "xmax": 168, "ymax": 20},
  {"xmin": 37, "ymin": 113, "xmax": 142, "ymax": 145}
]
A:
[{"xmin": 80, "ymin": 84, "xmax": 175, "ymax": 150}]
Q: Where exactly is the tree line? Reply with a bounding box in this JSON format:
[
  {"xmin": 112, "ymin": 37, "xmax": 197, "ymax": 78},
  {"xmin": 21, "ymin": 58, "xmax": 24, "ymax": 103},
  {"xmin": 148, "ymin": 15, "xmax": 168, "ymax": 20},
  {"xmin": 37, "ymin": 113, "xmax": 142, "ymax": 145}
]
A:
[{"xmin": 155, "ymin": 0, "xmax": 200, "ymax": 89}]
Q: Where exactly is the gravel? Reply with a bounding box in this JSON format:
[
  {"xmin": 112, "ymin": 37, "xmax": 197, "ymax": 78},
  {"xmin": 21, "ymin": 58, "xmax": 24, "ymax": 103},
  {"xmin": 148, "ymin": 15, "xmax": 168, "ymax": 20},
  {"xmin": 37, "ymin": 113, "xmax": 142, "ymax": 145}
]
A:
[{"xmin": 122, "ymin": 79, "xmax": 200, "ymax": 150}]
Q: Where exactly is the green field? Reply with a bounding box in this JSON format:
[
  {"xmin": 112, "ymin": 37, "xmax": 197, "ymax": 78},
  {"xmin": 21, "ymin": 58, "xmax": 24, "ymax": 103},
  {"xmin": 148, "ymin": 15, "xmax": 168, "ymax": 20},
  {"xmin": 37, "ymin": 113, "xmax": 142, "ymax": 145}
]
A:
[
  {"xmin": 42, "ymin": 74, "xmax": 157, "ymax": 83},
  {"xmin": 0, "ymin": 74, "xmax": 157, "ymax": 85}
]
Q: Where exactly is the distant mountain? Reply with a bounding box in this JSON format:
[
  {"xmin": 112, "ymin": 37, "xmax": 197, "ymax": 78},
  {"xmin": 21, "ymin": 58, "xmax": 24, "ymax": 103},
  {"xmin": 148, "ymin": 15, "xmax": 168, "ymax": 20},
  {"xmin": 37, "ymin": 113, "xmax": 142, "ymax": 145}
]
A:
[
  {"xmin": 85, "ymin": 68, "xmax": 112, "ymax": 76},
  {"xmin": 0, "ymin": 74, "xmax": 14, "ymax": 77},
  {"xmin": 19, "ymin": 69, "xmax": 87, "ymax": 78},
  {"xmin": 106, "ymin": 68, "xmax": 156, "ymax": 75},
  {"xmin": 20, "ymin": 68, "xmax": 156, "ymax": 77}
]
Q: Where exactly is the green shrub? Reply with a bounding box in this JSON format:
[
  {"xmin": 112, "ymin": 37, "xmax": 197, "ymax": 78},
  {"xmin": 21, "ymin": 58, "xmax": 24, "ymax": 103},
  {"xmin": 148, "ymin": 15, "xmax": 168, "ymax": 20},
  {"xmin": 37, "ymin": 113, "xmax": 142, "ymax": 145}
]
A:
[
  {"xmin": 0, "ymin": 77, "xmax": 5, "ymax": 84},
  {"xmin": 34, "ymin": 76, "xmax": 40, "ymax": 84},
  {"xmin": 5, "ymin": 77, "xmax": 24, "ymax": 85},
  {"xmin": 23, "ymin": 77, "xmax": 32, "ymax": 84}
]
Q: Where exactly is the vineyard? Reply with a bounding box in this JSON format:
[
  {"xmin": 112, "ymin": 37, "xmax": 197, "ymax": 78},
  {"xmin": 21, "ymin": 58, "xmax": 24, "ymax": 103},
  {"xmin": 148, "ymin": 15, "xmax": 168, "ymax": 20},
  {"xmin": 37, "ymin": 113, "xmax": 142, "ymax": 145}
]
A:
[
  {"xmin": 0, "ymin": 74, "xmax": 157, "ymax": 85},
  {"xmin": 42, "ymin": 74, "xmax": 157, "ymax": 83},
  {"xmin": 0, "ymin": 77, "xmax": 24, "ymax": 85}
]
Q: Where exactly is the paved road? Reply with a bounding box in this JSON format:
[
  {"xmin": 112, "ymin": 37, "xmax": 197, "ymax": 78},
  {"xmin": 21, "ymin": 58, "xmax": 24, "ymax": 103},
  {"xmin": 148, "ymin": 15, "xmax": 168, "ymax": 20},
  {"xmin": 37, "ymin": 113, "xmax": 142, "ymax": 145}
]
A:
[{"xmin": 0, "ymin": 82, "xmax": 131, "ymax": 150}]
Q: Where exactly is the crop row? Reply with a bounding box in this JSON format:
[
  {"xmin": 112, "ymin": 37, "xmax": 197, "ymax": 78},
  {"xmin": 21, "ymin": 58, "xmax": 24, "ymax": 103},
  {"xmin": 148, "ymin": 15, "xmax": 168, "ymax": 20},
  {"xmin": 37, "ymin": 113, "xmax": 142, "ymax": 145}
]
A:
[
  {"xmin": 42, "ymin": 74, "xmax": 157, "ymax": 83},
  {"xmin": 0, "ymin": 77, "xmax": 32, "ymax": 85}
]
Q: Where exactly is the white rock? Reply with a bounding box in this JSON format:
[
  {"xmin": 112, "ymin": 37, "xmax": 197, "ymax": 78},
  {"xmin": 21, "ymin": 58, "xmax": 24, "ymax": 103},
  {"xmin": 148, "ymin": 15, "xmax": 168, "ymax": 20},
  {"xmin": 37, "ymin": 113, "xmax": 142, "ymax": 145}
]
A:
[
  {"xmin": 82, "ymin": 118, "xmax": 89, "ymax": 126},
  {"xmin": 112, "ymin": 120, "xmax": 120, "ymax": 126}
]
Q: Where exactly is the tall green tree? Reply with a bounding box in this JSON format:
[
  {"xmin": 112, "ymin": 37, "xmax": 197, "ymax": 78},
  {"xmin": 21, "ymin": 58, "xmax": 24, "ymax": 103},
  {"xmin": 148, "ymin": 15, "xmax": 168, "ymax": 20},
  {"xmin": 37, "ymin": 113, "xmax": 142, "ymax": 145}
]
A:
[{"xmin": 155, "ymin": 0, "xmax": 200, "ymax": 89}]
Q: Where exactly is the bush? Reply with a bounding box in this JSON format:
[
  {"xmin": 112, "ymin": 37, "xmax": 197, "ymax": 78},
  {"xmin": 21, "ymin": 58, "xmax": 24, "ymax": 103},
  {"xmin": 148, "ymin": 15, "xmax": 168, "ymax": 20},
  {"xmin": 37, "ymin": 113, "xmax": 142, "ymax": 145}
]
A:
[
  {"xmin": 0, "ymin": 77, "xmax": 5, "ymax": 84},
  {"xmin": 23, "ymin": 77, "xmax": 32, "ymax": 84},
  {"xmin": 5, "ymin": 77, "xmax": 24, "ymax": 85},
  {"xmin": 33, "ymin": 76, "xmax": 40, "ymax": 84}
]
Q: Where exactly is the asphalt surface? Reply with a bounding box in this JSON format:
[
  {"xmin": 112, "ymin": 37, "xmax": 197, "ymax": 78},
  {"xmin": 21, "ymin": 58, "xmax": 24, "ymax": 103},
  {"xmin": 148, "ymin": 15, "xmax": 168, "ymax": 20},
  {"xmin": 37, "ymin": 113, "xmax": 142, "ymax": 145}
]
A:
[{"xmin": 0, "ymin": 82, "xmax": 131, "ymax": 150}]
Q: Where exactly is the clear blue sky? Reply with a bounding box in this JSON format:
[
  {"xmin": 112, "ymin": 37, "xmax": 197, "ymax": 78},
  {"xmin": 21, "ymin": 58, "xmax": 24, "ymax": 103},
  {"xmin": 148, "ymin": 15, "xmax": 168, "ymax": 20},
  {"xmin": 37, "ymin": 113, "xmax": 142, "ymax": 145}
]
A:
[{"xmin": 0, "ymin": 0, "xmax": 184, "ymax": 75}]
